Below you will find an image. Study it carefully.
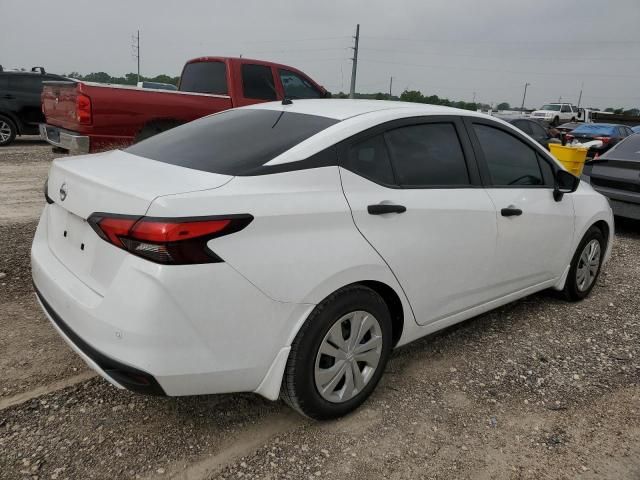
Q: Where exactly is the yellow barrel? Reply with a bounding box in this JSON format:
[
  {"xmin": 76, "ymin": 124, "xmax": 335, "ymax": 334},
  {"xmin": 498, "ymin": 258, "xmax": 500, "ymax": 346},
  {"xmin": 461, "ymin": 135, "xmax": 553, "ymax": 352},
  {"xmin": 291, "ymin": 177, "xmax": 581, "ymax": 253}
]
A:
[{"xmin": 548, "ymin": 144, "xmax": 589, "ymax": 176}]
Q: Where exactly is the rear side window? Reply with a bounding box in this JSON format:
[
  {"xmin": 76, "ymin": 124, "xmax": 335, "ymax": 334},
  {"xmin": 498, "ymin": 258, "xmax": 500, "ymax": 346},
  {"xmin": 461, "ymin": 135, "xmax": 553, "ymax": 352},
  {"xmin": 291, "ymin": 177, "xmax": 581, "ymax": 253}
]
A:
[
  {"xmin": 512, "ymin": 120, "xmax": 532, "ymax": 134},
  {"xmin": 385, "ymin": 123, "xmax": 470, "ymax": 186},
  {"xmin": 530, "ymin": 122, "xmax": 548, "ymax": 139},
  {"xmin": 126, "ymin": 109, "xmax": 338, "ymax": 175},
  {"xmin": 473, "ymin": 124, "xmax": 544, "ymax": 186},
  {"xmin": 179, "ymin": 61, "xmax": 227, "ymax": 95},
  {"xmin": 8, "ymin": 75, "xmax": 44, "ymax": 92},
  {"xmin": 346, "ymin": 135, "xmax": 395, "ymax": 185},
  {"xmin": 242, "ymin": 64, "xmax": 276, "ymax": 100},
  {"xmin": 279, "ymin": 69, "xmax": 322, "ymax": 99}
]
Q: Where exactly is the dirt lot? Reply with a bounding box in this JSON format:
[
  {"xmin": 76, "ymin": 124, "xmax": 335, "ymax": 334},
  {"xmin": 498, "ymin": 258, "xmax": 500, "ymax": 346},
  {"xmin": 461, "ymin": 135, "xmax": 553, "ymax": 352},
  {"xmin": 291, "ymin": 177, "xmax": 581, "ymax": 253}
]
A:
[{"xmin": 0, "ymin": 138, "xmax": 638, "ymax": 480}]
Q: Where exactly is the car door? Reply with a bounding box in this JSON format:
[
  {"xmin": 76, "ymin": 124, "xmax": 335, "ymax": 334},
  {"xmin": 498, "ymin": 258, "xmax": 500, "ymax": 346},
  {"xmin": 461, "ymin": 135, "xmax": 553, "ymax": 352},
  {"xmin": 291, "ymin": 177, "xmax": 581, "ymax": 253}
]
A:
[
  {"xmin": 339, "ymin": 116, "xmax": 499, "ymax": 326},
  {"xmin": 465, "ymin": 118, "xmax": 575, "ymax": 295}
]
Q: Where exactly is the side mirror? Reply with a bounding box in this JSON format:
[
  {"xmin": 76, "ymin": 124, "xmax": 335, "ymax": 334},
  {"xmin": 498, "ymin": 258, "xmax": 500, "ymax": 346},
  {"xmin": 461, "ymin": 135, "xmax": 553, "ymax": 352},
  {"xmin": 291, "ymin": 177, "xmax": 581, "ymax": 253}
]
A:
[{"xmin": 554, "ymin": 169, "xmax": 580, "ymax": 201}]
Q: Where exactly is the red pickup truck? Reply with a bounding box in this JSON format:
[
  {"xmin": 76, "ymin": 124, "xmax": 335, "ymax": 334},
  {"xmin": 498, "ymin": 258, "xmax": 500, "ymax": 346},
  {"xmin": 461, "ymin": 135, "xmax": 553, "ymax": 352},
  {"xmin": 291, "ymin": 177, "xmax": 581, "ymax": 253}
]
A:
[{"xmin": 40, "ymin": 57, "xmax": 328, "ymax": 154}]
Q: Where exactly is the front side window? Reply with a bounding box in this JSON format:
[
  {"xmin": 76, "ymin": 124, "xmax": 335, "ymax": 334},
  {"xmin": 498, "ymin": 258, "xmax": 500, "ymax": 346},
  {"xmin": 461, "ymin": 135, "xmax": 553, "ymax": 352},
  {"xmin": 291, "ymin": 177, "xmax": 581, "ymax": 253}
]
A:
[
  {"xmin": 473, "ymin": 124, "xmax": 545, "ymax": 186},
  {"xmin": 126, "ymin": 109, "xmax": 337, "ymax": 175},
  {"xmin": 242, "ymin": 64, "xmax": 276, "ymax": 100},
  {"xmin": 346, "ymin": 134, "xmax": 394, "ymax": 185},
  {"xmin": 384, "ymin": 123, "xmax": 470, "ymax": 187},
  {"xmin": 279, "ymin": 69, "xmax": 322, "ymax": 99}
]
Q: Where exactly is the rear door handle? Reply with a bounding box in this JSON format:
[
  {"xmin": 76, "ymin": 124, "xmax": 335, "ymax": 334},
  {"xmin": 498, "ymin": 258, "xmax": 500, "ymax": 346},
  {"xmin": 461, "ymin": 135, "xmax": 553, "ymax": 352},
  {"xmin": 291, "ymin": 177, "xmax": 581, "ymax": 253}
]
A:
[
  {"xmin": 501, "ymin": 206, "xmax": 523, "ymax": 217},
  {"xmin": 367, "ymin": 204, "xmax": 407, "ymax": 215}
]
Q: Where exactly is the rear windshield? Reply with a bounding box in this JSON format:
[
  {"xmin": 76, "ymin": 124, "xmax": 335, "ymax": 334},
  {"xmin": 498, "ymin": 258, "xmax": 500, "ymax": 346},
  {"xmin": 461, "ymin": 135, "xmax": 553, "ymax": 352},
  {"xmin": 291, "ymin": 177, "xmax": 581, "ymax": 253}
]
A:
[
  {"xmin": 125, "ymin": 109, "xmax": 339, "ymax": 175},
  {"xmin": 604, "ymin": 135, "xmax": 640, "ymax": 159},
  {"xmin": 179, "ymin": 61, "xmax": 227, "ymax": 95},
  {"xmin": 572, "ymin": 124, "xmax": 617, "ymax": 136}
]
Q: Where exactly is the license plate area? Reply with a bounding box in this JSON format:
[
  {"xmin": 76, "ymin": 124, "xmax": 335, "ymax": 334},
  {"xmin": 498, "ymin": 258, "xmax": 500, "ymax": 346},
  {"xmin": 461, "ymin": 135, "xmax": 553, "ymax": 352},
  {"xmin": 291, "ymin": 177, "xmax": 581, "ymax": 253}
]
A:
[{"xmin": 47, "ymin": 204, "xmax": 96, "ymax": 270}]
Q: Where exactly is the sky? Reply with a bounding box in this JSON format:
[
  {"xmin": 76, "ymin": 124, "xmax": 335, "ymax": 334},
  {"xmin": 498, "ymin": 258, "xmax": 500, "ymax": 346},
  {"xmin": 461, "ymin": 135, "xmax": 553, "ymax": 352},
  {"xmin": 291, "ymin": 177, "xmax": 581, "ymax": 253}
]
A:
[{"xmin": 1, "ymin": 0, "xmax": 639, "ymax": 110}]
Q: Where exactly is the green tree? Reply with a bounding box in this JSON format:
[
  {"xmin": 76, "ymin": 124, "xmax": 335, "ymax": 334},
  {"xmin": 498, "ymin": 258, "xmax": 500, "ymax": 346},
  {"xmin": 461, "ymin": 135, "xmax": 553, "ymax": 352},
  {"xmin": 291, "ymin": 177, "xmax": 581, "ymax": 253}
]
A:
[{"xmin": 497, "ymin": 102, "xmax": 510, "ymax": 110}]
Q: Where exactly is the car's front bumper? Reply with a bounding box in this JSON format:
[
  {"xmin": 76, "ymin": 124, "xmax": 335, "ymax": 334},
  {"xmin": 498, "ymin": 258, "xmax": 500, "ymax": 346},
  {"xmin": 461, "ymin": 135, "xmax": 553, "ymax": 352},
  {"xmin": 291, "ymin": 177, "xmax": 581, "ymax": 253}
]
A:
[
  {"xmin": 39, "ymin": 123, "xmax": 90, "ymax": 154},
  {"xmin": 31, "ymin": 206, "xmax": 311, "ymax": 399}
]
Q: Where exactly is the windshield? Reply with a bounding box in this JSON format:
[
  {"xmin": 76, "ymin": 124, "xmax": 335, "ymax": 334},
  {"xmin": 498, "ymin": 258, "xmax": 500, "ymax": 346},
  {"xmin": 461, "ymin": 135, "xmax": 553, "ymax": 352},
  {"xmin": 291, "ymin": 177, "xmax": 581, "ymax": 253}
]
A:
[
  {"xmin": 572, "ymin": 124, "xmax": 617, "ymax": 136},
  {"xmin": 540, "ymin": 104, "xmax": 561, "ymax": 111},
  {"xmin": 126, "ymin": 109, "xmax": 339, "ymax": 175}
]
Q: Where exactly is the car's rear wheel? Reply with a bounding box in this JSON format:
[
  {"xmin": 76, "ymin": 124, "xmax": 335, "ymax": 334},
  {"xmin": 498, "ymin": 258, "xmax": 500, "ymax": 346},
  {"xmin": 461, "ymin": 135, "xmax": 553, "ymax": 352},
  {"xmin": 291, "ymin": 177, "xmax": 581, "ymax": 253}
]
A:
[
  {"xmin": 281, "ymin": 285, "xmax": 392, "ymax": 419},
  {"xmin": 563, "ymin": 226, "xmax": 605, "ymax": 301},
  {"xmin": 0, "ymin": 115, "xmax": 17, "ymax": 146}
]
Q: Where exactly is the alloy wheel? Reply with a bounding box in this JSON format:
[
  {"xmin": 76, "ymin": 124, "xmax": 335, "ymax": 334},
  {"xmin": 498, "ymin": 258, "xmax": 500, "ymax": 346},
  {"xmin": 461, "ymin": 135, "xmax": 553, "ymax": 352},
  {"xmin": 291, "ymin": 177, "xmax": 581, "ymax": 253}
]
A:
[
  {"xmin": 314, "ymin": 310, "xmax": 383, "ymax": 403},
  {"xmin": 0, "ymin": 121, "xmax": 12, "ymax": 143},
  {"xmin": 576, "ymin": 239, "xmax": 601, "ymax": 292}
]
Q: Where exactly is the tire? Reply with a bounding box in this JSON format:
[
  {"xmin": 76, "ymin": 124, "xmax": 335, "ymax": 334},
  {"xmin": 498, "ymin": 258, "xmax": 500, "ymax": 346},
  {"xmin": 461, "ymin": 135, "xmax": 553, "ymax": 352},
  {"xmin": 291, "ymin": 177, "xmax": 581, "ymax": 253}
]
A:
[
  {"xmin": 0, "ymin": 115, "xmax": 17, "ymax": 147},
  {"xmin": 570, "ymin": 117, "xmax": 576, "ymax": 122},
  {"xmin": 281, "ymin": 285, "xmax": 393, "ymax": 420},
  {"xmin": 563, "ymin": 226, "xmax": 605, "ymax": 301},
  {"xmin": 134, "ymin": 120, "xmax": 182, "ymax": 143},
  {"xmin": 552, "ymin": 116, "xmax": 560, "ymax": 127}
]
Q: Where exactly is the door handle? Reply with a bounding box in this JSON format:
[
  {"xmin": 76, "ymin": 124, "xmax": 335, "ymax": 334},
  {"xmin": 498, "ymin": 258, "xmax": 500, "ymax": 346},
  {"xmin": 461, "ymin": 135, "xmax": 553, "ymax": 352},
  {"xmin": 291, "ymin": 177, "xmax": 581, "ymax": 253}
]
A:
[
  {"xmin": 501, "ymin": 206, "xmax": 523, "ymax": 217},
  {"xmin": 367, "ymin": 204, "xmax": 407, "ymax": 215}
]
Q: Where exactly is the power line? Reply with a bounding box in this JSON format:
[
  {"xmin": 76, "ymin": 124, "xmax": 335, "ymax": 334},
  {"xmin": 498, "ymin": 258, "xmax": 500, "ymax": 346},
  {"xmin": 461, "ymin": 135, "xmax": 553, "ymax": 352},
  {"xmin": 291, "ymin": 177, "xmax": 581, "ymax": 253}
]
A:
[
  {"xmin": 358, "ymin": 58, "xmax": 639, "ymax": 79},
  {"xmin": 361, "ymin": 35, "xmax": 640, "ymax": 45}
]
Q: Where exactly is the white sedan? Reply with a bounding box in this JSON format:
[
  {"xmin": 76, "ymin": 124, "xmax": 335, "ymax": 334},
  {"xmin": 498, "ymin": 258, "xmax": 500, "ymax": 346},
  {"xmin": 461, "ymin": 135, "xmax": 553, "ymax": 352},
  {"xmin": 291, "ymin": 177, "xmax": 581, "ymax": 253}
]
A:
[{"xmin": 32, "ymin": 99, "xmax": 613, "ymax": 419}]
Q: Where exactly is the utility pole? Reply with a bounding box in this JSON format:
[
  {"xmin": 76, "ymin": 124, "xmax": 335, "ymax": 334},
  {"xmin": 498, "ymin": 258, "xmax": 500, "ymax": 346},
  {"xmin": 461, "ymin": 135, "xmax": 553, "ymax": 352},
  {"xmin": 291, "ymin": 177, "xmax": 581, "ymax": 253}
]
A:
[
  {"xmin": 577, "ymin": 82, "xmax": 583, "ymax": 109},
  {"xmin": 521, "ymin": 82, "xmax": 530, "ymax": 111},
  {"xmin": 388, "ymin": 76, "xmax": 393, "ymax": 98},
  {"xmin": 349, "ymin": 24, "xmax": 360, "ymax": 99},
  {"xmin": 472, "ymin": 91, "xmax": 476, "ymax": 103},
  {"xmin": 132, "ymin": 30, "xmax": 141, "ymax": 83}
]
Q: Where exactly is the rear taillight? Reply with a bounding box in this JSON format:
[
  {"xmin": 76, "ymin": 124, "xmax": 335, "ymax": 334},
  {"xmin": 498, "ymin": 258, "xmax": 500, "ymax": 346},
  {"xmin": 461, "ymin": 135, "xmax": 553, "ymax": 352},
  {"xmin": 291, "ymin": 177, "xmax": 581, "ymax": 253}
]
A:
[
  {"xmin": 76, "ymin": 93, "xmax": 92, "ymax": 125},
  {"xmin": 594, "ymin": 136, "xmax": 611, "ymax": 144},
  {"xmin": 87, "ymin": 214, "xmax": 252, "ymax": 265}
]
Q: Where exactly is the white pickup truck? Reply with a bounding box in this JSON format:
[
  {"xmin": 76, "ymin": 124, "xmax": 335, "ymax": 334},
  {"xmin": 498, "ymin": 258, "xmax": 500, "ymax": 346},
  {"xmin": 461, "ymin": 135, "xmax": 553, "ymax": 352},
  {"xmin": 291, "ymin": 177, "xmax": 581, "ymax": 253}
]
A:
[{"xmin": 530, "ymin": 103, "xmax": 581, "ymax": 126}]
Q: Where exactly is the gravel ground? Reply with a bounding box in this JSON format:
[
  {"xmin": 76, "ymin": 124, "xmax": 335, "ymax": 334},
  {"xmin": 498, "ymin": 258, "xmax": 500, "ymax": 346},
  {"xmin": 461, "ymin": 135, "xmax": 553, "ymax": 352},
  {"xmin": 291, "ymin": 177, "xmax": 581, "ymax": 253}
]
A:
[{"xmin": 0, "ymin": 140, "xmax": 638, "ymax": 479}]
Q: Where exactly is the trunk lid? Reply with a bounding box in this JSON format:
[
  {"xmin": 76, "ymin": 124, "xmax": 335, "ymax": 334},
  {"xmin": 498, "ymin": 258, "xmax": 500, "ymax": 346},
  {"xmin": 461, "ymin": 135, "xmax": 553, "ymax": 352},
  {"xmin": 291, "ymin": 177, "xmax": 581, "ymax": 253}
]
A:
[
  {"xmin": 45, "ymin": 150, "xmax": 233, "ymax": 294},
  {"xmin": 588, "ymin": 158, "xmax": 640, "ymax": 196}
]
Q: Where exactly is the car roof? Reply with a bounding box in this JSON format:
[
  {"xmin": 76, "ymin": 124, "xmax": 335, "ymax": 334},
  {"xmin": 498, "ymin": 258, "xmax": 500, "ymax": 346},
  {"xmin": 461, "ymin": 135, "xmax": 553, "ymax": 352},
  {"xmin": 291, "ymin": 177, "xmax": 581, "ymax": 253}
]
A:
[{"xmin": 244, "ymin": 98, "xmax": 483, "ymax": 121}]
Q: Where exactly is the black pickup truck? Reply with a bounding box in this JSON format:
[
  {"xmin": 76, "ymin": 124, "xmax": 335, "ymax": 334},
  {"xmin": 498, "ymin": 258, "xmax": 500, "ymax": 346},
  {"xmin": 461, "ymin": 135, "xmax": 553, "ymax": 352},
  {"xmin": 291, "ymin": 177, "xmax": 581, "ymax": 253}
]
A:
[{"xmin": 0, "ymin": 66, "xmax": 67, "ymax": 146}]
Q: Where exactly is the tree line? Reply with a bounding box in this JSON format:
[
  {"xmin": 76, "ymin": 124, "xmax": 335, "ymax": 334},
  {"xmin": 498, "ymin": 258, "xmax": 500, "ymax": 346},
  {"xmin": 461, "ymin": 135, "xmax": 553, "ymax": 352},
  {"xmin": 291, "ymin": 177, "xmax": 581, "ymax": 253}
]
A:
[
  {"xmin": 61, "ymin": 72, "xmax": 638, "ymax": 114},
  {"xmin": 64, "ymin": 71, "xmax": 179, "ymax": 86}
]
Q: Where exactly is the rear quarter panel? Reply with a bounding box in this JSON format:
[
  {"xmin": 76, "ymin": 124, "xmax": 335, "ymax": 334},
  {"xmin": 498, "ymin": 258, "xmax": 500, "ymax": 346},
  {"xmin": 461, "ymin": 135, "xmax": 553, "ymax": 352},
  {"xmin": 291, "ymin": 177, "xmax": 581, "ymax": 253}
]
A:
[{"xmin": 146, "ymin": 166, "xmax": 417, "ymax": 334}]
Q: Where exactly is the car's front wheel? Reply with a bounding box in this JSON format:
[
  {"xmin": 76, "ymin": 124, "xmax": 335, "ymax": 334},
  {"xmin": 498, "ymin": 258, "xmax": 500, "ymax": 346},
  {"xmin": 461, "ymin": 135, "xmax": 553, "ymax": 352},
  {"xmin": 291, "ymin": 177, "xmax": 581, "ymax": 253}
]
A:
[
  {"xmin": 563, "ymin": 226, "xmax": 605, "ymax": 301},
  {"xmin": 0, "ymin": 115, "xmax": 17, "ymax": 146},
  {"xmin": 281, "ymin": 285, "xmax": 392, "ymax": 419}
]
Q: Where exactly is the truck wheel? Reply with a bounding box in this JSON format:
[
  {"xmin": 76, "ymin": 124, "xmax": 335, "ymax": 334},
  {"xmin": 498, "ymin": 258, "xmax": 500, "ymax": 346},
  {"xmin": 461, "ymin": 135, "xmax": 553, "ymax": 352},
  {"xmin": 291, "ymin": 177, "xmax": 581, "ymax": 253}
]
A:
[
  {"xmin": 552, "ymin": 116, "xmax": 560, "ymax": 127},
  {"xmin": 135, "ymin": 120, "xmax": 182, "ymax": 143},
  {"xmin": 570, "ymin": 117, "xmax": 576, "ymax": 122},
  {"xmin": 0, "ymin": 115, "xmax": 17, "ymax": 146}
]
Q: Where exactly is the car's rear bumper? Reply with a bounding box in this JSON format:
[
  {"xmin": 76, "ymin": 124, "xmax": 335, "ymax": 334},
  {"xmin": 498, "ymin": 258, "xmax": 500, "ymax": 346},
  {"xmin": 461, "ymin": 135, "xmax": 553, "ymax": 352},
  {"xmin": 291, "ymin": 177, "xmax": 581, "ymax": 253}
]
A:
[
  {"xmin": 581, "ymin": 174, "xmax": 640, "ymax": 220},
  {"xmin": 39, "ymin": 123, "xmax": 90, "ymax": 154},
  {"xmin": 31, "ymin": 206, "xmax": 311, "ymax": 399}
]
